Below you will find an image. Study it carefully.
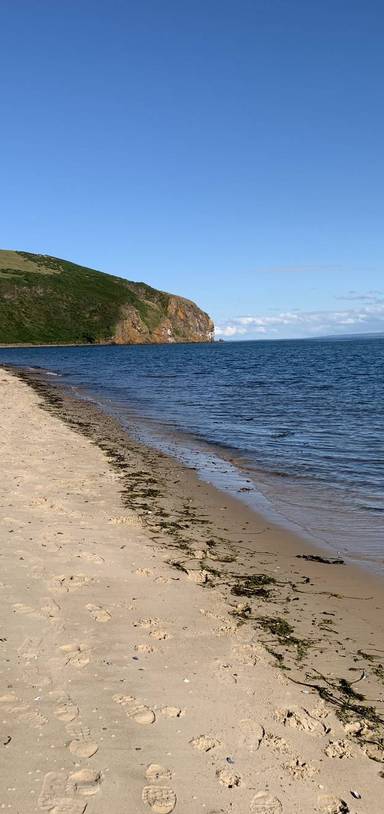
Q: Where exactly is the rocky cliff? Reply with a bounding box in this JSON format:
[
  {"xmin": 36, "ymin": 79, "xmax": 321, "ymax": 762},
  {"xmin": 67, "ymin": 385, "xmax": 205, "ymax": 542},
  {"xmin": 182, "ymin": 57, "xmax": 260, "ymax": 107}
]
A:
[{"xmin": 0, "ymin": 250, "xmax": 214, "ymax": 345}]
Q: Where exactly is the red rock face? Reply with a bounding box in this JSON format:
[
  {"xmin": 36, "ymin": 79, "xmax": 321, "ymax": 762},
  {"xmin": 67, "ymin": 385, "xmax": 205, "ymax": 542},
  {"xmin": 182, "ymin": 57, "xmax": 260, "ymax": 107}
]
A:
[{"xmin": 113, "ymin": 295, "xmax": 214, "ymax": 345}]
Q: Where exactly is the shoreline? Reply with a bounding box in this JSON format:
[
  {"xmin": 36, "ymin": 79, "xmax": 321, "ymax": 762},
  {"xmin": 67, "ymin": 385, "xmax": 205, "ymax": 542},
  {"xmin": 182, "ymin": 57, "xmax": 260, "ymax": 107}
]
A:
[
  {"xmin": 1, "ymin": 366, "xmax": 383, "ymax": 812},
  {"xmin": 9, "ymin": 363, "xmax": 384, "ymax": 583},
  {"xmin": 91, "ymin": 400, "xmax": 384, "ymax": 577},
  {"xmin": 7, "ymin": 364, "xmax": 384, "ymax": 690},
  {"xmin": 0, "ymin": 339, "xmax": 216, "ymax": 348},
  {"xmin": 6, "ymin": 361, "xmax": 384, "ymax": 578},
  {"xmin": 1, "ymin": 344, "xmax": 381, "ymax": 577}
]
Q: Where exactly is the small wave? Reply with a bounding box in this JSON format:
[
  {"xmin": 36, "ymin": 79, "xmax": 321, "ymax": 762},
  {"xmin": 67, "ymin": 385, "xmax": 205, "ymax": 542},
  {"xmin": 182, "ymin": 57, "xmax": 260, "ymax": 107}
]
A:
[
  {"xmin": 27, "ymin": 366, "xmax": 58, "ymax": 376},
  {"xmin": 143, "ymin": 373, "xmax": 179, "ymax": 379}
]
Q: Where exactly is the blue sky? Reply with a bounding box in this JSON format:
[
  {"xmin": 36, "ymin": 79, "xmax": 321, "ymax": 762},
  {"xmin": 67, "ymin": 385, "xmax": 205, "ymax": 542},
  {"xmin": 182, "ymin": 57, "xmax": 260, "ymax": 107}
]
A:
[{"xmin": 1, "ymin": 1, "xmax": 383, "ymax": 339}]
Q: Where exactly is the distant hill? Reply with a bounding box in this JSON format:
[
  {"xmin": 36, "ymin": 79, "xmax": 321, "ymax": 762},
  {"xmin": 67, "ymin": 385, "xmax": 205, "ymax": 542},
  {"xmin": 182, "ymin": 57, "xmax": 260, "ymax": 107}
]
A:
[
  {"xmin": 0, "ymin": 251, "xmax": 214, "ymax": 345},
  {"xmin": 308, "ymin": 332, "xmax": 384, "ymax": 341}
]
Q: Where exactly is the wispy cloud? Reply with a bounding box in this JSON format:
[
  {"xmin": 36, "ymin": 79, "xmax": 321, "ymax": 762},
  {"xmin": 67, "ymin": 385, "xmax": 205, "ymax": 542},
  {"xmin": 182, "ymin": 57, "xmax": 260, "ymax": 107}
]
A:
[
  {"xmin": 215, "ymin": 302, "xmax": 384, "ymax": 339},
  {"xmin": 335, "ymin": 290, "xmax": 384, "ymax": 304}
]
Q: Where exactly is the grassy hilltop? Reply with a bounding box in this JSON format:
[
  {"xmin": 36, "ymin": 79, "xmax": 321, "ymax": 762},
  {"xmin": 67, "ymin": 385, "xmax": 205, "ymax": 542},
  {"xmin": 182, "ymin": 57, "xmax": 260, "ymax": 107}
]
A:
[{"xmin": 0, "ymin": 251, "xmax": 214, "ymax": 345}]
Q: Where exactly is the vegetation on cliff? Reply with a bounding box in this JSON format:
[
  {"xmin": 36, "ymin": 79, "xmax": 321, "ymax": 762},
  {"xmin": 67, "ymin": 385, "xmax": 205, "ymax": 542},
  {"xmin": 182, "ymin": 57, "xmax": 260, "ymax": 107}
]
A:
[{"xmin": 0, "ymin": 250, "xmax": 214, "ymax": 345}]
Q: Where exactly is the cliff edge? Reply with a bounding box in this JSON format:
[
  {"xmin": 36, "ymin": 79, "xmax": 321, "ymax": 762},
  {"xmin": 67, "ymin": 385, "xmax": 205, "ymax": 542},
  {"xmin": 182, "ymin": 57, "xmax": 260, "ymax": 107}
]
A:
[{"xmin": 0, "ymin": 250, "xmax": 214, "ymax": 345}]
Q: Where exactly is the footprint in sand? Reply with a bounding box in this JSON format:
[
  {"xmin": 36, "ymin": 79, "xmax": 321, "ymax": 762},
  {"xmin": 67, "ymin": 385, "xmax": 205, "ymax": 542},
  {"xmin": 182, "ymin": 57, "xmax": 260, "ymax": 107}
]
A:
[
  {"xmin": 50, "ymin": 574, "xmax": 90, "ymax": 593},
  {"xmin": 238, "ymin": 719, "xmax": 265, "ymax": 752},
  {"xmin": 135, "ymin": 617, "xmax": 171, "ymax": 640},
  {"xmin": 324, "ymin": 739, "xmax": 354, "ymax": 759},
  {"xmin": 275, "ymin": 706, "xmax": 329, "ymax": 736},
  {"xmin": 145, "ymin": 764, "xmax": 174, "ymax": 782},
  {"xmin": 343, "ymin": 720, "xmax": 382, "ymax": 761},
  {"xmin": 0, "ymin": 694, "xmax": 47, "ymax": 731},
  {"xmin": 136, "ymin": 617, "xmax": 161, "ymax": 629},
  {"xmin": 13, "ymin": 602, "xmax": 40, "ymax": 616},
  {"xmin": 18, "ymin": 636, "xmax": 42, "ymax": 660},
  {"xmin": 190, "ymin": 735, "xmax": 221, "ymax": 752},
  {"xmin": 68, "ymin": 768, "xmax": 102, "ymax": 797},
  {"xmin": 30, "ymin": 498, "xmax": 69, "ymax": 516},
  {"xmin": 250, "ymin": 792, "xmax": 282, "ymax": 814},
  {"xmin": 160, "ymin": 706, "xmax": 184, "ymax": 719},
  {"xmin": 0, "ymin": 693, "xmax": 18, "ymax": 707},
  {"xmin": 216, "ymin": 768, "xmax": 242, "ymax": 788},
  {"xmin": 113, "ymin": 694, "xmax": 156, "ymax": 725},
  {"xmin": 344, "ymin": 720, "xmax": 365, "ymax": 736},
  {"xmin": 39, "ymin": 768, "xmax": 102, "ymax": 812},
  {"xmin": 135, "ymin": 643, "xmax": 156, "ymax": 654},
  {"xmin": 216, "ymin": 619, "xmax": 238, "ymax": 636},
  {"xmin": 68, "ymin": 738, "xmax": 99, "ymax": 759},
  {"xmin": 13, "ymin": 704, "xmax": 48, "ymax": 728},
  {"xmin": 78, "ymin": 551, "xmax": 104, "ymax": 564},
  {"xmin": 53, "ymin": 696, "xmax": 79, "ymax": 723},
  {"xmin": 86, "ymin": 603, "xmax": 111, "ymax": 623},
  {"xmin": 66, "ymin": 721, "xmax": 99, "ymax": 758},
  {"xmin": 150, "ymin": 629, "xmax": 172, "ymax": 641},
  {"xmin": 232, "ymin": 643, "xmax": 265, "ymax": 666},
  {"xmin": 29, "ymin": 496, "xmax": 49, "ymax": 508},
  {"xmin": 186, "ymin": 568, "xmax": 212, "ymax": 585},
  {"xmin": 214, "ymin": 662, "xmax": 238, "ymax": 685},
  {"xmin": 265, "ymin": 734, "xmax": 289, "ymax": 754},
  {"xmin": 142, "ymin": 785, "xmax": 177, "ymax": 813},
  {"xmin": 284, "ymin": 757, "xmax": 318, "ymax": 779},
  {"xmin": 39, "ymin": 771, "xmax": 84, "ymax": 813},
  {"xmin": 318, "ymin": 795, "xmax": 349, "ymax": 814},
  {"xmin": 18, "ymin": 638, "xmax": 49, "ymax": 685},
  {"xmin": 60, "ymin": 643, "xmax": 90, "ymax": 669},
  {"xmin": 361, "ymin": 740, "xmax": 383, "ymax": 761},
  {"xmin": 41, "ymin": 597, "xmax": 61, "ymax": 621},
  {"xmin": 32, "ymin": 564, "xmax": 48, "ymax": 580}
]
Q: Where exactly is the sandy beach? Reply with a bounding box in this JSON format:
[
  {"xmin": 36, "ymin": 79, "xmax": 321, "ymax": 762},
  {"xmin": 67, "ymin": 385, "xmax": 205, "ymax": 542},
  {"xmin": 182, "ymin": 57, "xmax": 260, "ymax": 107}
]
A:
[{"xmin": 0, "ymin": 367, "xmax": 383, "ymax": 814}]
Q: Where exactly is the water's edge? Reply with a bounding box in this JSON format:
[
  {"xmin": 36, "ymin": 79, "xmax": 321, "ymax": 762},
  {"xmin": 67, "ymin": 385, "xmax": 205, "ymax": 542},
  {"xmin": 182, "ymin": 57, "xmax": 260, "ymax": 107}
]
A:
[
  {"xmin": 8, "ymin": 361, "xmax": 383, "ymax": 577},
  {"xmin": 0, "ymin": 335, "xmax": 382, "ymax": 575}
]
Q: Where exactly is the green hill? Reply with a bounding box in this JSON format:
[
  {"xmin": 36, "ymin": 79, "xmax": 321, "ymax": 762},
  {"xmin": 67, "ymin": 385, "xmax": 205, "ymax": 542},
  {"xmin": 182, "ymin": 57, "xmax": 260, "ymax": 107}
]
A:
[{"xmin": 0, "ymin": 250, "xmax": 214, "ymax": 345}]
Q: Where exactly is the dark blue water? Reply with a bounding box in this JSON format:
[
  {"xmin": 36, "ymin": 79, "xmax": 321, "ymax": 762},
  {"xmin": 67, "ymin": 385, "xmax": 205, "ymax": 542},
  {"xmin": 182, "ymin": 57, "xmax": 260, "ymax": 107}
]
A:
[{"xmin": 1, "ymin": 338, "xmax": 383, "ymax": 570}]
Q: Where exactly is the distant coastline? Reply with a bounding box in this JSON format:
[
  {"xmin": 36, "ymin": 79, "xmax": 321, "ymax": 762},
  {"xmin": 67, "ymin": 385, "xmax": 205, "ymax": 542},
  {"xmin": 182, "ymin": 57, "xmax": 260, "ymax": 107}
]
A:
[{"xmin": 1, "ymin": 331, "xmax": 383, "ymax": 348}]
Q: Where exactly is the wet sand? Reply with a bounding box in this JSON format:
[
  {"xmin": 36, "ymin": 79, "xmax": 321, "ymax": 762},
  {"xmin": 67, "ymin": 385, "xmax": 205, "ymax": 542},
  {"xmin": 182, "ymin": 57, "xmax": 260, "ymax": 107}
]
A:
[{"xmin": 0, "ymin": 366, "xmax": 383, "ymax": 813}]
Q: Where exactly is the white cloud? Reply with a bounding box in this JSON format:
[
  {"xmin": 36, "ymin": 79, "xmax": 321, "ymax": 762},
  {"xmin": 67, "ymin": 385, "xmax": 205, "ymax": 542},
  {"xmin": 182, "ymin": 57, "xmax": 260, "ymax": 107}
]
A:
[
  {"xmin": 217, "ymin": 324, "xmax": 267, "ymax": 336},
  {"xmin": 215, "ymin": 302, "xmax": 384, "ymax": 339}
]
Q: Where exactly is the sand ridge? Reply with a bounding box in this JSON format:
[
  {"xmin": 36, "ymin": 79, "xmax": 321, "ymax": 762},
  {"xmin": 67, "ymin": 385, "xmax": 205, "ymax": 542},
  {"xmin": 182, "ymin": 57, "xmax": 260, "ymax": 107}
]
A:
[{"xmin": 0, "ymin": 369, "xmax": 383, "ymax": 812}]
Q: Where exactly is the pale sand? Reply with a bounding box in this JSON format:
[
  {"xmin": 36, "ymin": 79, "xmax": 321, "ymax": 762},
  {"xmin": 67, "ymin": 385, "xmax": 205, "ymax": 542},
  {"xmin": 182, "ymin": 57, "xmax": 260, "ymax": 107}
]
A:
[{"xmin": 0, "ymin": 369, "xmax": 383, "ymax": 814}]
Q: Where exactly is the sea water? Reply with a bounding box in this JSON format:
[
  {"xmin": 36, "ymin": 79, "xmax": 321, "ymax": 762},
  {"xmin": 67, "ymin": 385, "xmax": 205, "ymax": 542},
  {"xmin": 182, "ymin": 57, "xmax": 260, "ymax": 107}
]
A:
[{"xmin": 1, "ymin": 337, "xmax": 383, "ymax": 571}]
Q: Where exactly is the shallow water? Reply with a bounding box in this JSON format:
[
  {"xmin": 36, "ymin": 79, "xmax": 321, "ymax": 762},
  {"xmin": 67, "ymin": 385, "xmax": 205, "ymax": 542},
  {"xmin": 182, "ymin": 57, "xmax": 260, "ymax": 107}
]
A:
[{"xmin": 1, "ymin": 337, "xmax": 383, "ymax": 571}]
